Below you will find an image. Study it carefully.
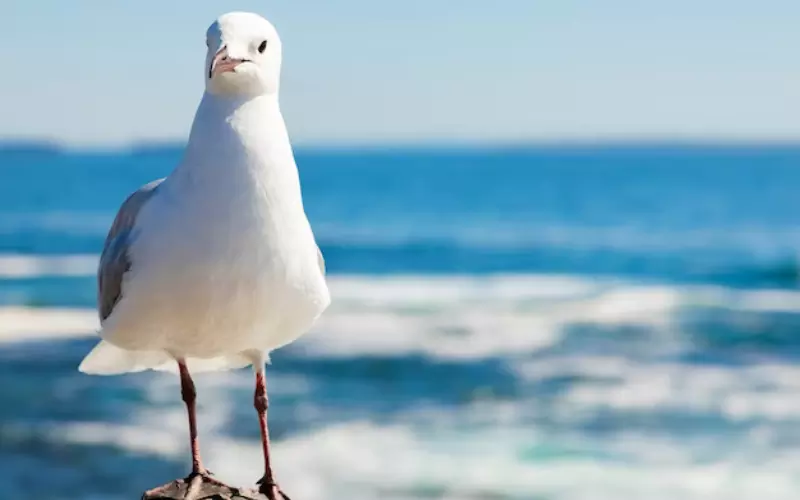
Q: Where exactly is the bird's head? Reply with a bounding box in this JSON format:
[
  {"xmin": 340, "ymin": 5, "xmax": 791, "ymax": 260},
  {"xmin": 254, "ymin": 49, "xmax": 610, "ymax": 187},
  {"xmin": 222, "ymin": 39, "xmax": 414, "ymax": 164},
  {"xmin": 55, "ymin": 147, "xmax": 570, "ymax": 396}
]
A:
[{"xmin": 204, "ymin": 12, "xmax": 282, "ymax": 98}]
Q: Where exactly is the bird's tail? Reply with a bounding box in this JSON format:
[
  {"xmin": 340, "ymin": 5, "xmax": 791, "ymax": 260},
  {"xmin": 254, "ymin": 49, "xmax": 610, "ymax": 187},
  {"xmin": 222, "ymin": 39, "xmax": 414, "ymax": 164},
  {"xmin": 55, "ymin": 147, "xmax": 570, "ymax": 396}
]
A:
[
  {"xmin": 78, "ymin": 340, "xmax": 257, "ymax": 375},
  {"xmin": 78, "ymin": 340, "xmax": 171, "ymax": 375}
]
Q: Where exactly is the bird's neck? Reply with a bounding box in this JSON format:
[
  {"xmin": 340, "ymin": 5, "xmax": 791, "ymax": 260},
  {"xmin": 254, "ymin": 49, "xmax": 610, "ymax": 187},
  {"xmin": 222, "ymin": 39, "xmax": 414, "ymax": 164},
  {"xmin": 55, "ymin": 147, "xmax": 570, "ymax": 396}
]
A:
[{"xmin": 174, "ymin": 92, "xmax": 305, "ymax": 213}]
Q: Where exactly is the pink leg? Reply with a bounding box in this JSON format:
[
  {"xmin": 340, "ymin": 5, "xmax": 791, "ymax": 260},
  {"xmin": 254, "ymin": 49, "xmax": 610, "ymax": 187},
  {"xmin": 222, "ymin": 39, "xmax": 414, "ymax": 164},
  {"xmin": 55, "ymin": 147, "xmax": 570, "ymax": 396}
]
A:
[
  {"xmin": 140, "ymin": 361, "xmax": 234, "ymax": 497},
  {"xmin": 255, "ymin": 368, "xmax": 290, "ymax": 500},
  {"xmin": 178, "ymin": 360, "xmax": 206, "ymax": 475}
]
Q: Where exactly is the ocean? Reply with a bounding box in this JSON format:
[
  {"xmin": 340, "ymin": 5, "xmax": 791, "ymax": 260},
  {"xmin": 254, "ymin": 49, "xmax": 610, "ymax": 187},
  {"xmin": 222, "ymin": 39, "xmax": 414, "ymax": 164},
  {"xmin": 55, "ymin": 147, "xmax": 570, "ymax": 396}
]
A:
[{"xmin": 1, "ymin": 144, "xmax": 799, "ymax": 499}]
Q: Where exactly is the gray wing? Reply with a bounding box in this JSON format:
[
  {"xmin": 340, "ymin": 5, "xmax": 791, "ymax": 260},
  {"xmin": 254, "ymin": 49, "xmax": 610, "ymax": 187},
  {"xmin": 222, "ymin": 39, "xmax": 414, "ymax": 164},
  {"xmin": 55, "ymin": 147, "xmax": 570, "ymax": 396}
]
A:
[{"xmin": 98, "ymin": 179, "xmax": 165, "ymax": 321}]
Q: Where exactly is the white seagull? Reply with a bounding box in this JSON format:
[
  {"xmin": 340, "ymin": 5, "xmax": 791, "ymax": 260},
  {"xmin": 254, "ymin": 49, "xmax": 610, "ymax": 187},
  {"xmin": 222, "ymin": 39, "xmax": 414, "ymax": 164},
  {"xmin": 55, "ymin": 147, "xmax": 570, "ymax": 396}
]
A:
[{"xmin": 79, "ymin": 11, "xmax": 330, "ymax": 499}]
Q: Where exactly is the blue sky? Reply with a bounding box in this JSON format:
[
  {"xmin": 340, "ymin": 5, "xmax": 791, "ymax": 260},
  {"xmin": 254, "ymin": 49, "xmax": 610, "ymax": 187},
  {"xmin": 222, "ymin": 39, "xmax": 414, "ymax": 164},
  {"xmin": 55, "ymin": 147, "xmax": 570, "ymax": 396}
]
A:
[{"xmin": 2, "ymin": 0, "xmax": 799, "ymax": 146}]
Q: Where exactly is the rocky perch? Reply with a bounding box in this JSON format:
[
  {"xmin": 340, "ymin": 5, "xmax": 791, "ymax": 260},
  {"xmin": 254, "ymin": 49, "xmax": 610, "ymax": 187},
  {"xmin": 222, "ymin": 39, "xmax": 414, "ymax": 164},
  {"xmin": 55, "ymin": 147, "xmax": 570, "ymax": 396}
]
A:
[{"xmin": 141, "ymin": 475, "xmax": 283, "ymax": 500}]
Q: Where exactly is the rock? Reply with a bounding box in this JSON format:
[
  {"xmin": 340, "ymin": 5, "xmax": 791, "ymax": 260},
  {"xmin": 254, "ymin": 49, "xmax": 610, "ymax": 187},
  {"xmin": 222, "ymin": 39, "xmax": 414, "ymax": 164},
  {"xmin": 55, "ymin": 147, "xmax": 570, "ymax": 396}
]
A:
[{"xmin": 141, "ymin": 474, "xmax": 270, "ymax": 500}]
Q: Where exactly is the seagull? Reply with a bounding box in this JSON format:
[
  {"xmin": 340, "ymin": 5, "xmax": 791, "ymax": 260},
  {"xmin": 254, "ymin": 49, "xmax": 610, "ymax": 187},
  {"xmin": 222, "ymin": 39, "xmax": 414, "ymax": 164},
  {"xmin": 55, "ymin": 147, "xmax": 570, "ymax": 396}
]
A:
[{"xmin": 78, "ymin": 11, "xmax": 330, "ymax": 500}]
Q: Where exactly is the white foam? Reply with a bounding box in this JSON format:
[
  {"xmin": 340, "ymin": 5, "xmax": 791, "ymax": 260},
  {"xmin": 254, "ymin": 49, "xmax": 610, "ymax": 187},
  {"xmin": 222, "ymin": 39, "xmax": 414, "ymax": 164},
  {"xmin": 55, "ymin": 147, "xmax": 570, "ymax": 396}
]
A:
[
  {"xmin": 5, "ymin": 274, "xmax": 800, "ymax": 361},
  {"xmin": 301, "ymin": 276, "xmax": 681, "ymax": 359},
  {"xmin": 50, "ymin": 412, "xmax": 800, "ymax": 500},
  {"xmin": 0, "ymin": 274, "xmax": 609, "ymax": 354},
  {"xmin": 306, "ymin": 277, "xmax": 800, "ymax": 360},
  {"xmin": 0, "ymin": 307, "xmax": 97, "ymax": 343},
  {"xmin": 514, "ymin": 355, "xmax": 800, "ymax": 422},
  {"xmin": 264, "ymin": 423, "xmax": 800, "ymax": 500},
  {"xmin": 8, "ymin": 271, "xmax": 799, "ymax": 499},
  {"xmin": 0, "ymin": 253, "xmax": 98, "ymax": 278}
]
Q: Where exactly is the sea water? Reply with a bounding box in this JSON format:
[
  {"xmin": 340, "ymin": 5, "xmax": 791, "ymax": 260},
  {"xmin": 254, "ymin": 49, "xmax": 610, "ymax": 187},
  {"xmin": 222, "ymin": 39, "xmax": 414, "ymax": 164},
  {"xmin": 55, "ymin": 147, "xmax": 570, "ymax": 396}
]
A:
[{"xmin": 0, "ymin": 144, "xmax": 799, "ymax": 499}]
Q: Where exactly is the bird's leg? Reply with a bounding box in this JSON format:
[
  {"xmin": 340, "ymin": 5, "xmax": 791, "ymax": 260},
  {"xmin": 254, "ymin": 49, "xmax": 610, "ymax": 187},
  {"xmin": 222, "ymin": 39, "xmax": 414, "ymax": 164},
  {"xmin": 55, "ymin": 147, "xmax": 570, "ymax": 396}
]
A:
[
  {"xmin": 254, "ymin": 365, "xmax": 290, "ymax": 500},
  {"xmin": 178, "ymin": 360, "xmax": 209, "ymax": 477},
  {"xmin": 142, "ymin": 362, "xmax": 233, "ymax": 499}
]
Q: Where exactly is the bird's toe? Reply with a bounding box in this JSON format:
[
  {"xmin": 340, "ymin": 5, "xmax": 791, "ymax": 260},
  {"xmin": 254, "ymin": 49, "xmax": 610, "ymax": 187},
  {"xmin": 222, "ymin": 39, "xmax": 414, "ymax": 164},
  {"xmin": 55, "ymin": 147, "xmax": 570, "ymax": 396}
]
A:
[{"xmin": 256, "ymin": 477, "xmax": 292, "ymax": 500}]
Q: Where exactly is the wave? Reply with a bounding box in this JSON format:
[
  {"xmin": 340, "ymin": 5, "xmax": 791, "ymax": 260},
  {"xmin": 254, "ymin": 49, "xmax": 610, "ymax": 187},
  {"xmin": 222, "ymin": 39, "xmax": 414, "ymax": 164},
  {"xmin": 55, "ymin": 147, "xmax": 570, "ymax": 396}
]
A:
[
  {"xmin": 0, "ymin": 254, "xmax": 98, "ymax": 279},
  {"xmin": 4, "ymin": 274, "xmax": 800, "ymax": 360},
  {"xmin": 300, "ymin": 275, "xmax": 800, "ymax": 361},
  {"xmin": 1, "ymin": 247, "xmax": 797, "ymax": 291},
  {"xmin": 36, "ymin": 397, "xmax": 800, "ymax": 500},
  {"xmin": 1, "ymin": 228, "xmax": 799, "ymax": 289},
  {"xmin": 0, "ymin": 212, "xmax": 112, "ymax": 235},
  {"xmin": 8, "ymin": 218, "xmax": 798, "ymax": 255},
  {"xmin": 3, "ymin": 273, "xmax": 800, "ymax": 499},
  {"xmin": 0, "ymin": 307, "xmax": 97, "ymax": 343},
  {"xmin": 311, "ymin": 222, "xmax": 800, "ymax": 254}
]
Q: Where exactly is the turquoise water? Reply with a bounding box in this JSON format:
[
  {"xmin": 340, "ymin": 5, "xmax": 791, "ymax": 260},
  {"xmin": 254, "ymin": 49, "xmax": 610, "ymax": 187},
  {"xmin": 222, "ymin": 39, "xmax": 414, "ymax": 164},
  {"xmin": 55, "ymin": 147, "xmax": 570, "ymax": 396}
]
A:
[{"xmin": 1, "ymin": 144, "xmax": 799, "ymax": 499}]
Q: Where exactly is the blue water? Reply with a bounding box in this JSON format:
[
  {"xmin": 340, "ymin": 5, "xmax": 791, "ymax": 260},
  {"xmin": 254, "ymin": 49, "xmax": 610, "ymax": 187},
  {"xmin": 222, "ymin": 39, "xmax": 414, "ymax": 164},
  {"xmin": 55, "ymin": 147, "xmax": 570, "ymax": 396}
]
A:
[{"xmin": 1, "ymin": 144, "xmax": 799, "ymax": 499}]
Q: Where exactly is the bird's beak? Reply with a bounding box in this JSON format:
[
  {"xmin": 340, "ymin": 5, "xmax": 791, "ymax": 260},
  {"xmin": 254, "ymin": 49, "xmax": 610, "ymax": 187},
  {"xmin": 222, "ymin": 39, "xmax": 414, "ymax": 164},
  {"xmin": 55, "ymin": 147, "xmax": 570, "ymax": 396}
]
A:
[{"xmin": 209, "ymin": 47, "xmax": 247, "ymax": 78}]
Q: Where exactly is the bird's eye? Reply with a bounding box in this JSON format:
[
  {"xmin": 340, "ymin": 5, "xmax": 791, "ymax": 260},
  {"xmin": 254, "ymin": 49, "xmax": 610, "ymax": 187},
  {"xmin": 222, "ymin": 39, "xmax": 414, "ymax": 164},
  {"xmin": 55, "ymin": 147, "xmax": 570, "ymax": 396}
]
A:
[{"xmin": 258, "ymin": 40, "xmax": 267, "ymax": 53}]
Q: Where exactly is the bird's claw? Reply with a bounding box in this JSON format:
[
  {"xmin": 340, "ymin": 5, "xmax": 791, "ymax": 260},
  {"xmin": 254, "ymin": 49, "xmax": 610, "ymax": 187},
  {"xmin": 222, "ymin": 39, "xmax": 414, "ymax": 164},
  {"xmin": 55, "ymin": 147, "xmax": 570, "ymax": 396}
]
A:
[
  {"xmin": 256, "ymin": 477, "xmax": 292, "ymax": 500},
  {"xmin": 185, "ymin": 469, "xmax": 226, "ymax": 488}
]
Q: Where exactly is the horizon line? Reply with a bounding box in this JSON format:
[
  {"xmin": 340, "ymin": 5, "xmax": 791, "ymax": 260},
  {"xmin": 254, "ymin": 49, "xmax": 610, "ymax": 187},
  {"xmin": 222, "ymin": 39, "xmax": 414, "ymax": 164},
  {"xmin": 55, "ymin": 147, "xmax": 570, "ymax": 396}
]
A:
[{"xmin": 3, "ymin": 137, "xmax": 800, "ymax": 154}]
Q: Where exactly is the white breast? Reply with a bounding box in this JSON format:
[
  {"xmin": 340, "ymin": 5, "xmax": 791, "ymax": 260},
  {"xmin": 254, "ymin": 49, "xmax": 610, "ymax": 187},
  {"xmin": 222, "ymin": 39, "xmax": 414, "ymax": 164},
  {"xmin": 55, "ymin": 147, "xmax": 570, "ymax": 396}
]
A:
[{"xmin": 99, "ymin": 92, "xmax": 330, "ymax": 358}]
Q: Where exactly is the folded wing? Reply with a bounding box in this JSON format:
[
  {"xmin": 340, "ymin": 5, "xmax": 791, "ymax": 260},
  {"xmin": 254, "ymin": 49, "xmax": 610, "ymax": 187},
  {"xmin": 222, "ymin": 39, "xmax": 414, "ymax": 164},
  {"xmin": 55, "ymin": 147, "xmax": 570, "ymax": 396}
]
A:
[{"xmin": 98, "ymin": 178, "xmax": 165, "ymax": 322}]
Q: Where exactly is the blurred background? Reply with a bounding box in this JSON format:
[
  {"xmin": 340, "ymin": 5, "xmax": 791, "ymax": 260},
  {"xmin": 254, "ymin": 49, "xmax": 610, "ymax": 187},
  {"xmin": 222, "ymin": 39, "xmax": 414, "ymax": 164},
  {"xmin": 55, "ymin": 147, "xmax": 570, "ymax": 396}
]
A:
[{"xmin": 2, "ymin": 1, "xmax": 800, "ymax": 499}]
